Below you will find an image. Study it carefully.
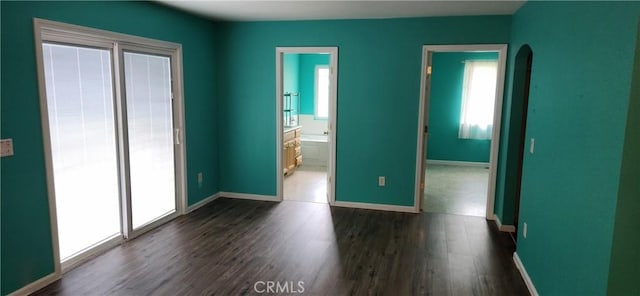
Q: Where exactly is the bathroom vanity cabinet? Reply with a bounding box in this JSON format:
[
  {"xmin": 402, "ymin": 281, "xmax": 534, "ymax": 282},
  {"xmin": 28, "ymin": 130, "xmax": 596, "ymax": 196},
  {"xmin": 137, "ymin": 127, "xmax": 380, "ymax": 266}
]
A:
[{"xmin": 284, "ymin": 126, "xmax": 302, "ymax": 175}]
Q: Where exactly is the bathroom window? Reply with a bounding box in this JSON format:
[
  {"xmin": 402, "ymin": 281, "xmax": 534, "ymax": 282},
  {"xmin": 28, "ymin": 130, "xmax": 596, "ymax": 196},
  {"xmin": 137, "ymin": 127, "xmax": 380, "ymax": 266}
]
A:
[{"xmin": 315, "ymin": 66, "xmax": 330, "ymax": 119}]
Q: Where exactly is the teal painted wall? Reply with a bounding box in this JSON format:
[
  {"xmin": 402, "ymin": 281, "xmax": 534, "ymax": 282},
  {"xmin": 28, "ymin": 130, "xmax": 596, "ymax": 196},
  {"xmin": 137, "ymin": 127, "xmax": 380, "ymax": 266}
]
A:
[
  {"xmin": 0, "ymin": 1, "xmax": 219, "ymax": 294},
  {"xmin": 427, "ymin": 52, "xmax": 497, "ymax": 163},
  {"xmin": 299, "ymin": 54, "xmax": 330, "ymax": 115},
  {"xmin": 607, "ymin": 20, "xmax": 640, "ymax": 296},
  {"xmin": 216, "ymin": 16, "xmax": 512, "ymax": 205},
  {"xmin": 283, "ymin": 53, "xmax": 300, "ymax": 94},
  {"xmin": 283, "ymin": 53, "xmax": 300, "ymax": 118},
  {"xmin": 495, "ymin": 2, "xmax": 640, "ymax": 295}
]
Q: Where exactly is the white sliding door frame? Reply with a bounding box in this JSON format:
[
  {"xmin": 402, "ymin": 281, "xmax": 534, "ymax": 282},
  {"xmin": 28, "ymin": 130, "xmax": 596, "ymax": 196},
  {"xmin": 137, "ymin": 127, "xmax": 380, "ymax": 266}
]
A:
[
  {"xmin": 33, "ymin": 18, "xmax": 187, "ymax": 278},
  {"xmin": 117, "ymin": 45, "xmax": 181, "ymax": 239}
]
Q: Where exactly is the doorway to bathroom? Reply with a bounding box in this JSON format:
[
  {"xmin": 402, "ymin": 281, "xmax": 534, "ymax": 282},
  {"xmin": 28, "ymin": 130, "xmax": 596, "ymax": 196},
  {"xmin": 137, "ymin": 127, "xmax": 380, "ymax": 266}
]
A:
[
  {"xmin": 414, "ymin": 44, "xmax": 507, "ymax": 219},
  {"xmin": 275, "ymin": 47, "xmax": 338, "ymax": 204}
]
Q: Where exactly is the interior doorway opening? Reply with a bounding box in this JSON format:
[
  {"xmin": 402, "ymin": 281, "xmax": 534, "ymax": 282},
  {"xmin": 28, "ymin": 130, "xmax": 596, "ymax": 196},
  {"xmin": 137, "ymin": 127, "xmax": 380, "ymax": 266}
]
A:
[
  {"xmin": 415, "ymin": 44, "xmax": 508, "ymax": 219},
  {"xmin": 507, "ymin": 45, "xmax": 534, "ymax": 239},
  {"xmin": 275, "ymin": 48, "xmax": 338, "ymax": 205}
]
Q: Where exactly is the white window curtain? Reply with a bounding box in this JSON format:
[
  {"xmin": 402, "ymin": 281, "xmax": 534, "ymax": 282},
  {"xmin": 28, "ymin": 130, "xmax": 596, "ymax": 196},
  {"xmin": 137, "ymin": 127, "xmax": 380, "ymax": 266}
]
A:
[{"xmin": 458, "ymin": 60, "xmax": 498, "ymax": 140}]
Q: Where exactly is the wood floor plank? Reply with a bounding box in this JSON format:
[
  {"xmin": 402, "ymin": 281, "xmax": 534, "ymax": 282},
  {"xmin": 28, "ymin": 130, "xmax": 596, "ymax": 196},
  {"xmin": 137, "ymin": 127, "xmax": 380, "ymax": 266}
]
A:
[{"xmin": 33, "ymin": 198, "xmax": 529, "ymax": 296}]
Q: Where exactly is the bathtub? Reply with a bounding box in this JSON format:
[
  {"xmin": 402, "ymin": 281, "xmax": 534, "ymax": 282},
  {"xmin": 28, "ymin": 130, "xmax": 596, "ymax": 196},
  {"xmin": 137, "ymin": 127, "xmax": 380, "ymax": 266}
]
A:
[{"xmin": 300, "ymin": 134, "xmax": 328, "ymax": 167}]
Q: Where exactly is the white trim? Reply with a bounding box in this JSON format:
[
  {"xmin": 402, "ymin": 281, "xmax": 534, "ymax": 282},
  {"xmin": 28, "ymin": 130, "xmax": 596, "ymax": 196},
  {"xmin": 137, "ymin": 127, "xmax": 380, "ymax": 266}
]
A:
[
  {"xmin": 35, "ymin": 18, "xmax": 181, "ymax": 51},
  {"xmin": 173, "ymin": 46, "xmax": 188, "ymax": 216},
  {"xmin": 220, "ymin": 192, "xmax": 279, "ymax": 202},
  {"xmin": 415, "ymin": 44, "xmax": 508, "ymax": 219},
  {"xmin": 275, "ymin": 49, "xmax": 284, "ymax": 202},
  {"xmin": 414, "ymin": 45, "xmax": 431, "ymax": 212},
  {"xmin": 127, "ymin": 212, "xmax": 179, "ymax": 241},
  {"xmin": 426, "ymin": 159, "xmax": 490, "ymax": 167},
  {"xmin": 33, "ymin": 18, "xmax": 63, "ymax": 283},
  {"xmin": 328, "ymin": 49, "xmax": 338, "ymax": 206},
  {"xmin": 514, "ymin": 252, "xmax": 539, "ymax": 296},
  {"xmin": 333, "ymin": 201, "xmax": 417, "ymax": 213},
  {"xmin": 7, "ymin": 272, "xmax": 60, "ymax": 296},
  {"xmin": 494, "ymin": 215, "xmax": 516, "ymax": 232},
  {"xmin": 61, "ymin": 235, "xmax": 122, "ymax": 272},
  {"xmin": 275, "ymin": 47, "xmax": 338, "ymax": 206},
  {"xmin": 187, "ymin": 192, "xmax": 222, "ymax": 213}
]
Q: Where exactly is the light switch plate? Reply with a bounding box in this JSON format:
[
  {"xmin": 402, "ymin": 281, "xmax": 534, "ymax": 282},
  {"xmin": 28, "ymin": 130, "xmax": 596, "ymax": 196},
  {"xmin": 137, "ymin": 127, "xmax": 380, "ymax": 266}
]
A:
[
  {"xmin": 529, "ymin": 138, "xmax": 535, "ymax": 154},
  {"xmin": 0, "ymin": 139, "xmax": 14, "ymax": 157}
]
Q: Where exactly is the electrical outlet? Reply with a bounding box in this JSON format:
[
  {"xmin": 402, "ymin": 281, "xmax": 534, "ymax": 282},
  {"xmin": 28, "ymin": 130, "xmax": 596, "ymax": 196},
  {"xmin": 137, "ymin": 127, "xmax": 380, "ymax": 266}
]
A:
[
  {"xmin": 0, "ymin": 139, "xmax": 14, "ymax": 157},
  {"xmin": 523, "ymin": 222, "xmax": 528, "ymax": 239},
  {"xmin": 378, "ymin": 176, "xmax": 385, "ymax": 187},
  {"xmin": 197, "ymin": 172, "xmax": 203, "ymax": 187}
]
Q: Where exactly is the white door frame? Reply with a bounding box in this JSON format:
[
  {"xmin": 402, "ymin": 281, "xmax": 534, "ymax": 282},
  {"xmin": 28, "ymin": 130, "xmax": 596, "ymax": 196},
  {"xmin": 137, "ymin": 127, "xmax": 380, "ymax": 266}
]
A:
[
  {"xmin": 414, "ymin": 44, "xmax": 508, "ymax": 219},
  {"xmin": 275, "ymin": 47, "xmax": 338, "ymax": 205},
  {"xmin": 33, "ymin": 18, "xmax": 187, "ymax": 278}
]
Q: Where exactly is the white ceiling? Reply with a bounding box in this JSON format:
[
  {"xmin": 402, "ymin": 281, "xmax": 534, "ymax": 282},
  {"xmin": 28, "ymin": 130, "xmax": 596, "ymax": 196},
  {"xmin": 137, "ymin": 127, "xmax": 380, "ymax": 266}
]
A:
[{"xmin": 156, "ymin": 0, "xmax": 526, "ymax": 21}]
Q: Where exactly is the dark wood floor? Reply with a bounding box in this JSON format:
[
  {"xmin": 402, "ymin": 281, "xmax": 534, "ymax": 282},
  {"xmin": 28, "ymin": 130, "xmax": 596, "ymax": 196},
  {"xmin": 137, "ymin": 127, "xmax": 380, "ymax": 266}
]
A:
[{"xmin": 34, "ymin": 198, "xmax": 529, "ymax": 295}]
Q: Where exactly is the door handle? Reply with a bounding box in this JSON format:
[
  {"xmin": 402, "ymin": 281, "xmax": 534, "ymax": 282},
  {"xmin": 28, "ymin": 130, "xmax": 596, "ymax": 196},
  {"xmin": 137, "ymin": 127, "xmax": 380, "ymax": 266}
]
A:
[{"xmin": 175, "ymin": 128, "xmax": 181, "ymax": 145}]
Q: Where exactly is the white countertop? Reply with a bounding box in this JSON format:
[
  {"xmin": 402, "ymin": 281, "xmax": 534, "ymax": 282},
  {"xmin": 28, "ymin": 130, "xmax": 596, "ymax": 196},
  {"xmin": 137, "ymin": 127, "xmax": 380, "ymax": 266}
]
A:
[{"xmin": 284, "ymin": 125, "xmax": 302, "ymax": 133}]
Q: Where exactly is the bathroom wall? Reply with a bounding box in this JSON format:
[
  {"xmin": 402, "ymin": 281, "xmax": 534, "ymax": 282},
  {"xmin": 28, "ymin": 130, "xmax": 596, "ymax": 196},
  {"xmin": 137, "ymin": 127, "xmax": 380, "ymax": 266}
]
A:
[
  {"xmin": 299, "ymin": 115, "xmax": 327, "ymax": 135},
  {"xmin": 283, "ymin": 53, "xmax": 300, "ymax": 95},
  {"xmin": 299, "ymin": 54, "xmax": 330, "ymax": 135},
  {"xmin": 283, "ymin": 53, "xmax": 301, "ymax": 126},
  {"xmin": 299, "ymin": 54, "xmax": 330, "ymax": 114},
  {"xmin": 283, "ymin": 53, "xmax": 328, "ymax": 132}
]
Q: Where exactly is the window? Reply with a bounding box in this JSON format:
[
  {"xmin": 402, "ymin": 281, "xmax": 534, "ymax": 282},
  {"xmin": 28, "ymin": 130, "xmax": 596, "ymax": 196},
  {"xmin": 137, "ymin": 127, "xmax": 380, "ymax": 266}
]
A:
[
  {"xmin": 315, "ymin": 66, "xmax": 330, "ymax": 119},
  {"xmin": 458, "ymin": 60, "xmax": 498, "ymax": 140}
]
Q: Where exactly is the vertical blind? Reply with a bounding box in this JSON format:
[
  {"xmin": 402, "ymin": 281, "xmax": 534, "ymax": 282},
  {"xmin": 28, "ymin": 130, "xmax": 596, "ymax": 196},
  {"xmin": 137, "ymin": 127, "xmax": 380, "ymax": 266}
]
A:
[
  {"xmin": 123, "ymin": 52, "xmax": 175, "ymax": 228},
  {"xmin": 42, "ymin": 43, "xmax": 121, "ymax": 260}
]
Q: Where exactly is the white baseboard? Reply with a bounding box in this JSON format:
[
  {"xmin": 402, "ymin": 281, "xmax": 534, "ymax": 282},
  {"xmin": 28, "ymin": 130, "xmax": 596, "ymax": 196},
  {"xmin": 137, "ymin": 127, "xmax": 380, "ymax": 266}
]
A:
[
  {"xmin": 495, "ymin": 215, "xmax": 516, "ymax": 232},
  {"xmin": 333, "ymin": 201, "xmax": 417, "ymax": 213},
  {"xmin": 8, "ymin": 272, "xmax": 60, "ymax": 296},
  {"xmin": 187, "ymin": 192, "xmax": 221, "ymax": 213},
  {"xmin": 219, "ymin": 192, "xmax": 279, "ymax": 202},
  {"xmin": 514, "ymin": 252, "xmax": 539, "ymax": 296},
  {"xmin": 426, "ymin": 159, "xmax": 490, "ymax": 167}
]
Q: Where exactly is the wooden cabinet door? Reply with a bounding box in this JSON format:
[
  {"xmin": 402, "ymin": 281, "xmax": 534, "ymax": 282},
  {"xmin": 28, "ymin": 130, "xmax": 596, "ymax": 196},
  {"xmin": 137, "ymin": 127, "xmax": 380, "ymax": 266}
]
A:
[{"xmin": 287, "ymin": 142, "xmax": 296, "ymax": 170}]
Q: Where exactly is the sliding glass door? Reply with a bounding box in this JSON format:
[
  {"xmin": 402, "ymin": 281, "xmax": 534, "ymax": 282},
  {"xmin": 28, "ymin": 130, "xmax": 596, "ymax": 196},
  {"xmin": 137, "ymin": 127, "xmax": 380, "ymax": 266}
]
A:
[
  {"xmin": 36, "ymin": 19, "xmax": 185, "ymax": 270},
  {"xmin": 42, "ymin": 43, "xmax": 121, "ymax": 261},
  {"xmin": 122, "ymin": 51, "xmax": 176, "ymax": 230}
]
